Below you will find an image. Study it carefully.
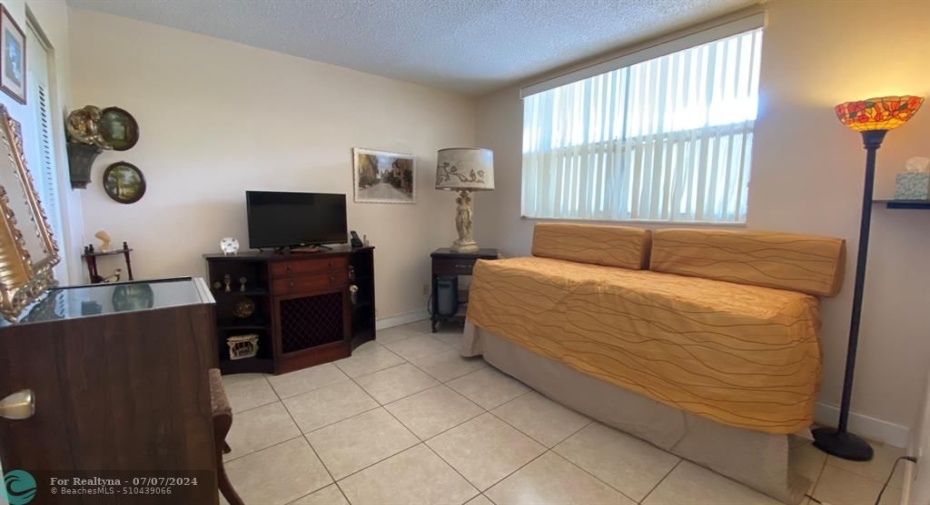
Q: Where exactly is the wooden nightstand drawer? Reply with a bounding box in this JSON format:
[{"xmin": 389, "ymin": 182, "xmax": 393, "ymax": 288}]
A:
[
  {"xmin": 272, "ymin": 257, "xmax": 347, "ymax": 279},
  {"xmin": 432, "ymin": 257, "xmax": 480, "ymax": 276}
]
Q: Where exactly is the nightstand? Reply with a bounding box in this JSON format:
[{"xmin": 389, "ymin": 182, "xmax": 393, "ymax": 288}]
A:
[{"xmin": 430, "ymin": 248, "xmax": 499, "ymax": 332}]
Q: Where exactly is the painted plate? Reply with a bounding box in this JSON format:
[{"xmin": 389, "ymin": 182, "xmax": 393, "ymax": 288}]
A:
[
  {"xmin": 100, "ymin": 107, "xmax": 139, "ymax": 151},
  {"xmin": 103, "ymin": 161, "xmax": 146, "ymax": 204}
]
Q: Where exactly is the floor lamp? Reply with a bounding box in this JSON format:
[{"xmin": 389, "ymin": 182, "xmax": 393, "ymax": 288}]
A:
[{"xmin": 813, "ymin": 95, "xmax": 924, "ymax": 461}]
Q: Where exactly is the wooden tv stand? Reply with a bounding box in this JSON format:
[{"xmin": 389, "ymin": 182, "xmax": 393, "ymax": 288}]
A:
[{"xmin": 204, "ymin": 246, "xmax": 375, "ymax": 375}]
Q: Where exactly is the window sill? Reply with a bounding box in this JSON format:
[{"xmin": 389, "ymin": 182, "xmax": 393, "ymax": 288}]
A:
[{"xmin": 520, "ymin": 215, "xmax": 748, "ymax": 228}]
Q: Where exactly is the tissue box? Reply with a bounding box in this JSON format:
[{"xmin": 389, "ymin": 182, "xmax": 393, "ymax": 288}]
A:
[{"xmin": 894, "ymin": 172, "xmax": 930, "ymax": 200}]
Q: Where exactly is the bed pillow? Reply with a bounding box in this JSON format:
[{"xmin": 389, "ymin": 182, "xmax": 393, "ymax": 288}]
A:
[
  {"xmin": 532, "ymin": 223, "xmax": 651, "ymax": 270},
  {"xmin": 650, "ymin": 228, "xmax": 846, "ymax": 297}
]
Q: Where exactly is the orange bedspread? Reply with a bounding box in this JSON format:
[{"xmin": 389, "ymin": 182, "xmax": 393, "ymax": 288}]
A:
[{"xmin": 466, "ymin": 256, "xmax": 822, "ymax": 434}]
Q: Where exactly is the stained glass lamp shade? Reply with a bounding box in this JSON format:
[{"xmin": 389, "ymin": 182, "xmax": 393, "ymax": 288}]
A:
[
  {"xmin": 813, "ymin": 94, "xmax": 924, "ymax": 462},
  {"xmin": 835, "ymin": 95, "xmax": 924, "ymax": 131}
]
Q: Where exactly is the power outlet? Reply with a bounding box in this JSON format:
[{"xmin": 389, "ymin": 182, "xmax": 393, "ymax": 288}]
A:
[{"xmin": 422, "ymin": 283, "xmax": 429, "ymax": 296}]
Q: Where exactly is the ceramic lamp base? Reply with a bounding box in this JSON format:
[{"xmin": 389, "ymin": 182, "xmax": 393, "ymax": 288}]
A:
[{"xmin": 451, "ymin": 241, "xmax": 479, "ymax": 253}]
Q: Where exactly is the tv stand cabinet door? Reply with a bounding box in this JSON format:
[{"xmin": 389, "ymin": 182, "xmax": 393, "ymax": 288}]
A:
[{"xmin": 270, "ymin": 288, "xmax": 351, "ymax": 374}]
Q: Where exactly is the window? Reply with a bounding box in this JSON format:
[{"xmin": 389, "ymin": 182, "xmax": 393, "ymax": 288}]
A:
[
  {"xmin": 522, "ymin": 16, "xmax": 763, "ymax": 223},
  {"xmin": 25, "ymin": 20, "xmax": 69, "ymax": 281}
]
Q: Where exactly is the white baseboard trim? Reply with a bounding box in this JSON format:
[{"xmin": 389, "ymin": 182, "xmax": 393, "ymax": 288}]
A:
[
  {"xmin": 376, "ymin": 309, "xmax": 429, "ymax": 330},
  {"xmin": 815, "ymin": 402, "xmax": 910, "ymax": 448}
]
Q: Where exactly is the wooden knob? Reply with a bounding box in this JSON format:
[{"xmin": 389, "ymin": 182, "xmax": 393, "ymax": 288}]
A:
[{"xmin": 288, "ymin": 281, "xmax": 295, "ymax": 288}]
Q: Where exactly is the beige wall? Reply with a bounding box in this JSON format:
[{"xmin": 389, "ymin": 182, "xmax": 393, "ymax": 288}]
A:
[
  {"xmin": 68, "ymin": 9, "xmax": 474, "ymax": 321},
  {"xmin": 475, "ymin": 0, "xmax": 930, "ymax": 443}
]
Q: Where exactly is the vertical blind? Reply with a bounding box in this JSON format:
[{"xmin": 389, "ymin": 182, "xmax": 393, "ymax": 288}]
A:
[
  {"xmin": 522, "ymin": 24, "xmax": 763, "ymax": 223},
  {"xmin": 26, "ymin": 25, "xmax": 68, "ymax": 281}
]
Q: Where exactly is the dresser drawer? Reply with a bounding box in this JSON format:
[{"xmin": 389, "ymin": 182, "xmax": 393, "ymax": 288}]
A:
[
  {"xmin": 272, "ymin": 271, "xmax": 349, "ymax": 296},
  {"xmin": 432, "ymin": 257, "xmax": 482, "ymax": 276},
  {"xmin": 271, "ymin": 257, "xmax": 348, "ymax": 279}
]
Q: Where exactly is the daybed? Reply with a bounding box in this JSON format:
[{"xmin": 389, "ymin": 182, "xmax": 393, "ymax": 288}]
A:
[{"xmin": 463, "ymin": 223, "xmax": 845, "ymax": 504}]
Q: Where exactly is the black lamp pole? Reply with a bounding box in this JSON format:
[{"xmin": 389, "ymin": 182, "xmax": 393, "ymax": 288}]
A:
[{"xmin": 812, "ymin": 129, "xmax": 886, "ymax": 462}]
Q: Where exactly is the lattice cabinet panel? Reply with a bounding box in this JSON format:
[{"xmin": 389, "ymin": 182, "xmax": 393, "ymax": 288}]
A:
[{"xmin": 280, "ymin": 292, "xmax": 344, "ymax": 354}]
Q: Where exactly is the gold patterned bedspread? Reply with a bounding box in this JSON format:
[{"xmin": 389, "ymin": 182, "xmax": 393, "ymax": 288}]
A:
[{"xmin": 466, "ymin": 256, "xmax": 822, "ymax": 434}]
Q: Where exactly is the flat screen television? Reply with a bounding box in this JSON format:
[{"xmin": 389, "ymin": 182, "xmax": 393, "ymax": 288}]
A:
[{"xmin": 246, "ymin": 191, "xmax": 348, "ymax": 249}]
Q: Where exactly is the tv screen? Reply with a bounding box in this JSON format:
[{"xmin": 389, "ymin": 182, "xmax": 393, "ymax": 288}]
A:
[{"xmin": 246, "ymin": 191, "xmax": 348, "ymax": 249}]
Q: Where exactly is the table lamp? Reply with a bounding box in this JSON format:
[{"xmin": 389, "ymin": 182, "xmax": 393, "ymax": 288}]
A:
[
  {"xmin": 813, "ymin": 95, "xmax": 924, "ymax": 461},
  {"xmin": 435, "ymin": 148, "xmax": 495, "ymax": 253}
]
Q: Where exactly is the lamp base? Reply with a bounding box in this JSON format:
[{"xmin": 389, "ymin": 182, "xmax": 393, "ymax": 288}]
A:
[
  {"xmin": 812, "ymin": 426, "xmax": 873, "ymax": 461},
  {"xmin": 451, "ymin": 241, "xmax": 479, "ymax": 253}
]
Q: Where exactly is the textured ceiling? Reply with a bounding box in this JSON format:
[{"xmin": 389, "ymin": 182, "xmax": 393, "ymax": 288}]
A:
[{"xmin": 67, "ymin": 0, "xmax": 755, "ymax": 96}]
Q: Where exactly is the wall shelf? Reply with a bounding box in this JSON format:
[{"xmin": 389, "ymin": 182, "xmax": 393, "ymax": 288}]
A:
[{"xmin": 873, "ymin": 200, "xmax": 930, "ymax": 210}]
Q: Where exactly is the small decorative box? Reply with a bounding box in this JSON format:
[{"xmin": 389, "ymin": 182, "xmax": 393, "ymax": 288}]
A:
[
  {"xmin": 895, "ymin": 157, "xmax": 930, "ymax": 200},
  {"xmin": 894, "ymin": 172, "xmax": 930, "ymax": 200}
]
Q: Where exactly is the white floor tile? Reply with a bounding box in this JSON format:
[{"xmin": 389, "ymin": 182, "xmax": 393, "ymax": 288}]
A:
[
  {"xmin": 812, "ymin": 464, "xmax": 884, "ymax": 505},
  {"xmin": 288, "ymin": 484, "xmax": 348, "ymax": 505},
  {"xmin": 355, "ymin": 363, "xmax": 439, "ymax": 404},
  {"xmin": 283, "ymin": 380, "xmax": 378, "ymax": 433},
  {"xmin": 224, "ymin": 437, "xmax": 332, "ymax": 505},
  {"xmin": 385, "ymin": 385, "xmax": 484, "ymax": 440},
  {"xmin": 642, "ymin": 461, "xmax": 780, "ymax": 505},
  {"xmin": 408, "ymin": 348, "xmax": 488, "ymax": 382},
  {"xmin": 334, "ymin": 343, "xmax": 406, "ymax": 378},
  {"xmin": 338, "ymin": 444, "xmax": 478, "ymax": 505},
  {"xmin": 222, "ymin": 373, "xmax": 278, "ymax": 413},
  {"xmin": 427, "ymin": 413, "xmax": 546, "ymax": 491},
  {"xmin": 492, "ymin": 392, "xmax": 590, "ymax": 448},
  {"xmin": 224, "ymin": 401, "xmax": 301, "ymax": 461},
  {"xmin": 486, "ymin": 452, "xmax": 636, "ymax": 505},
  {"xmin": 306, "ymin": 408, "xmax": 419, "ymax": 480},
  {"xmin": 447, "ymin": 368, "xmax": 529, "ymax": 410},
  {"xmin": 268, "ymin": 363, "xmax": 350, "ymax": 399},
  {"xmin": 554, "ymin": 422, "xmax": 679, "ymax": 502},
  {"xmin": 384, "ymin": 334, "xmax": 455, "ymax": 361}
]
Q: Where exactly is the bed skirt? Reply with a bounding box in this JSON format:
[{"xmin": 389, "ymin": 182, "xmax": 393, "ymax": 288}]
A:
[{"xmin": 462, "ymin": 322, "xmax": 809, "ymax": 504}]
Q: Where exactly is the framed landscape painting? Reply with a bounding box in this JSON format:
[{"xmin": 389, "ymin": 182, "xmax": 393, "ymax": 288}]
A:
[{"xmin": 353, "ymin": 148, "xmax": 415, "ymax": 204}]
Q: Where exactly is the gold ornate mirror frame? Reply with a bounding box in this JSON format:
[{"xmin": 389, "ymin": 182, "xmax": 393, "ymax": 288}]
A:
[{"xmin": 0, "ymin": 104, "xmax": 60, "ymax": 321}]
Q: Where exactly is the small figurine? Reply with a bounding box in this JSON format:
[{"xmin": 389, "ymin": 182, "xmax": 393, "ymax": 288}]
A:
[
  {"xmin": 223, "ymin": 274, "xmax": 232, "ymax": 293},
  {"xmin": 95, "ymin": 230, "xmax": 112, "ymax": 251},
  {"xmin": 66, "ymin": 105, "xmax": 113, "ymax": 149},
  {"xmin": 102, "ymin": 268, "xmax": 122, "ymax": 283},
  {"xmin": 239, "ymin": 277, "xmax": 247, "ymax": 292},
  {"xmin": 212, "ymin": 281, "xmax": 222, "ymax": 291},
  {"xmin": 220, "ymin": 237, "xmax": 240, "ymax": 256}
]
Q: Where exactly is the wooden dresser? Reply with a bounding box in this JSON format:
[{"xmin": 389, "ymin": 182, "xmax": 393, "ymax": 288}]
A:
[
  {"xmin": 0, "ymin": 277, "xmax": 219, "ymax": 504},
  {"xmin": 205, "ymin": 246, "xmax": 375, "ymax": 375}
]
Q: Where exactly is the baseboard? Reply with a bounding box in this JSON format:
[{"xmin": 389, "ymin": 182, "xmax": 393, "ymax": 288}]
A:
[
  {"xmin": 815, "ymin": 402, "xmax": 910, "ymax": 448},
  {"xmin": 376, "ymin": 309, "xmax": 429, "ymax": 330}
]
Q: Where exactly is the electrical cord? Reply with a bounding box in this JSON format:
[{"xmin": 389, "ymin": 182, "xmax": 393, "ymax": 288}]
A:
[
  {"xmin": 875, "ymin": 456, "xmax": 917, "ymax": 505},
  {"xmin": 804, "ymin": 455, "xmax": 916, "ymax": 505}
]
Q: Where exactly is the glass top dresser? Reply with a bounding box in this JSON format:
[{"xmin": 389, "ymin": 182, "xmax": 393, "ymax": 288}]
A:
[{"xmin": 0, "ymin": 277, "xmax": 220, "ymax": 504}]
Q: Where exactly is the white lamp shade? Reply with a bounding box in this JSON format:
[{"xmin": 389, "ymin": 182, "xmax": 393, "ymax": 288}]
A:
[{"xmin": 435, "ymin": 148, "xmax": 495, "ymax": 191}]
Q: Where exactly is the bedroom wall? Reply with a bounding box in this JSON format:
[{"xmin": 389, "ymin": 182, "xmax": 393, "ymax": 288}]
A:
[
  {"xmin": 474, "ymin": 0, "xmax": 930, "ymax": 445},
  {"xmin": 68, "ymin": 8, "xmax": 474, "ymax": 322}
]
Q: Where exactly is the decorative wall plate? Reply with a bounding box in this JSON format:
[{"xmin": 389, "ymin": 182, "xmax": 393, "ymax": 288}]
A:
[
  {"xmin": 103, "ymin": 161, "xmax": 146, "ymax": 204},
  {"xmin": 233, "ymin": 298, "xmax": 255, "ymax": 319},
  {"xmin": 99, "ymin": 107, "xmax": 139, "ymax": 151}
]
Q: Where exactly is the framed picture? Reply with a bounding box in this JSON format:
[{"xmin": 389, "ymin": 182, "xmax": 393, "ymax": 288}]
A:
[
  {"xmin": 0, "ymin": 4, "xmax": 26, "ymax": 105},
  {"xmin": 103, "ymin": 161, "xmax": 146, "ymax": 204},
  {"xmin": 100, "ymin": 107, "xmax": 140, "ymax": 151},
  {"xmin": 353, "ymin": 148, "xmax": 416, "ymax": 204}
]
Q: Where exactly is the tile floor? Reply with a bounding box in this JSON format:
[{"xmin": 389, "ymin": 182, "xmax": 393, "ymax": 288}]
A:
[{"xmin": 220, "ymin": 320, "xmax": 909, "ymax": 505}]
